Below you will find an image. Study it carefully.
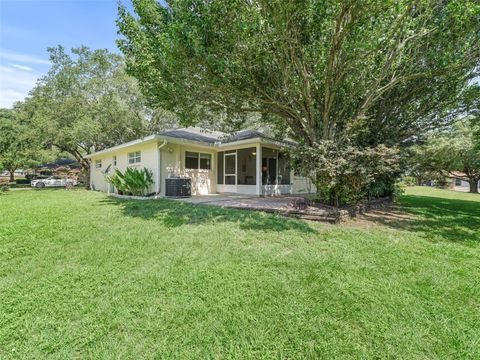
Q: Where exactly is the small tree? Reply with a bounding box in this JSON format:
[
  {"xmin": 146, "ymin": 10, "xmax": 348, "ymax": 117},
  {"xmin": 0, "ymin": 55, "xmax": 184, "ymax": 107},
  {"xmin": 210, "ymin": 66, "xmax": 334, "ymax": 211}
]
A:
[
  {"xmin": 22, "ymin": 46, "xmax": 158, "ymax": 188},
  {"xmin": 0, "ymin": 108, "xmax": 44, "ymax": 182},
  {"xmin": 417, "ymin": 120, "xmax": 480, "ymax": 193}
]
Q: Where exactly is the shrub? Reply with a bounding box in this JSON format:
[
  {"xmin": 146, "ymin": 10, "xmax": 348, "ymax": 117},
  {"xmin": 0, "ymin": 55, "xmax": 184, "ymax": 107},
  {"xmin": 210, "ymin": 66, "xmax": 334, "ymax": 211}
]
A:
[
  {"xmin": 401, "ymin": 176, "xmax": 417, "ymax": 186},
  {"xmin": 105, "ymin": 167, "xmax": 154, "ymax": 196},
  {"xmin": 0, "ymin": 178, "xmax": 10, "ymax": 192},
  {"xmin": 291, "ymin": 142, "xmax": 402, "ymax": 206}
]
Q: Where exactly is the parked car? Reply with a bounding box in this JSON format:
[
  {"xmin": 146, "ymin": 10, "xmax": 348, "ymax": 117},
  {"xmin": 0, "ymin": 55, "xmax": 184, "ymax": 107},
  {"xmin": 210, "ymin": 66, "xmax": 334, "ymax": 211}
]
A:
[
  {"xmin": 25, "ymin": 174, "xmax": 49, "ymax": 181},
  {"xmin": 31, "ymin": 176, "xmax": 77, "ymax": 188}
]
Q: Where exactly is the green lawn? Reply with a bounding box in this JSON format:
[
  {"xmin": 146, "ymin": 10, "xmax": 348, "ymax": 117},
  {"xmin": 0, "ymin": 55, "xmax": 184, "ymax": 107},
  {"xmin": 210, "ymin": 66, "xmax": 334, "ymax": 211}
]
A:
[{"xmin": 0, "ymin": 187, "xmax": 479, "ymax": 359}]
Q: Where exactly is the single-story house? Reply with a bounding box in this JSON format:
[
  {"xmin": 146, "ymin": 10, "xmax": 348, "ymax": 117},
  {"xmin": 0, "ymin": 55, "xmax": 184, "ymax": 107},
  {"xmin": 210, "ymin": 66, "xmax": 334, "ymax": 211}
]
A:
[
  {"xmin": 446, "ymin": 172, "xmax": 480, "ymax": 192},
  {"xmin": 86, "ymin": 128, "xmax": 315, "ymax": 196}
]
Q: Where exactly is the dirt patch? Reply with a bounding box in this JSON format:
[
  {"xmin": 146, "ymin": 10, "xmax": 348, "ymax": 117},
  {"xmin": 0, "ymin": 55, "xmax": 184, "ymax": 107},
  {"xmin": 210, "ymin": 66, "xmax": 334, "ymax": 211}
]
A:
[{"xmin": 341, "ymin": 205, "xmax": 416, "ymax": 230}]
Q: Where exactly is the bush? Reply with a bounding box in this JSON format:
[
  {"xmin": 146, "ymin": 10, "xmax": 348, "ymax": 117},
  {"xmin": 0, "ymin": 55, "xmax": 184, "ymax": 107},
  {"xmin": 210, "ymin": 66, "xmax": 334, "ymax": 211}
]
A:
[
  {"xmin": 0, "ymin": 178, "xmax": 10, "ymax": 192},
  {"xmin": 292, "ymin": 142, "xmax": 402, "ymax": 206},
  {"xmin": 401, "ymin": 176, "xmax": 417, "ymax": 186},
  {"xmin": 15, "ymin": 179, "xmax": 31, "ymax": 185},
  {"xmin": 105, "ymin": 167, "xmax": 154, "ymax": 196}
]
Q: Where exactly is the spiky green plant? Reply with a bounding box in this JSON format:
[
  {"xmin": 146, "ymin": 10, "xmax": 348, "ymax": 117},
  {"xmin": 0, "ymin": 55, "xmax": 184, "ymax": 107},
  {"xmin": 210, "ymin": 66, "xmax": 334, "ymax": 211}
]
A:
[{"xmin": 105, "ymin": 167, "xmax": 154, "ymax": 196}]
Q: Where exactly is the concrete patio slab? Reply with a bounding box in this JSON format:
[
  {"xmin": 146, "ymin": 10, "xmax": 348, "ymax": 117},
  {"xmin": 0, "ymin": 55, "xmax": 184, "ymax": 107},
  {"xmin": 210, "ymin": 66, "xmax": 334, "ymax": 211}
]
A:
[{"xmin": 171, "ymin": 194, "xmax": 338, "ymax": 223}]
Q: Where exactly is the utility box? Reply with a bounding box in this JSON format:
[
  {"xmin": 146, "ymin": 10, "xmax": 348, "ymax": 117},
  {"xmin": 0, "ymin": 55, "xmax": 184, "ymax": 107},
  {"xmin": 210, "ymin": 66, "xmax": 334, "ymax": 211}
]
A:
[{"xmin": 165, "ymin": 178, "xmax": 192, "ymax": 197}]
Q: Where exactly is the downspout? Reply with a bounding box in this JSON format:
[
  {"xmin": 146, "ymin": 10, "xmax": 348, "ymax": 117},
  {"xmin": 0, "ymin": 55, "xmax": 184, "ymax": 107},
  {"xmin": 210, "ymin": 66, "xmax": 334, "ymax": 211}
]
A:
[{"xmin": 157, "ymin": 140, "xmax": 168, "ymax": 194}]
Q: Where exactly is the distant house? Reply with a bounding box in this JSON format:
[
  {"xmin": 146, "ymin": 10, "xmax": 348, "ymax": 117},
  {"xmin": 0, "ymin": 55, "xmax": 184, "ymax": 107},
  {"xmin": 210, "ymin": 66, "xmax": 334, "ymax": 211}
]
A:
[
  {"xmin": 86, "ymin": 128, "xmax": 315, "ymax": 196},
  {"xmin": 446, "ymin": 172, "xmax": 480, "ymax": 192}
]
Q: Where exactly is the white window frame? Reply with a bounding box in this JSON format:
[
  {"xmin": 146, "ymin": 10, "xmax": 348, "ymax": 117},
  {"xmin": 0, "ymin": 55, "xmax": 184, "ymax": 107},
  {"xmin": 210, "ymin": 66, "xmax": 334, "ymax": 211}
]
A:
[
  {"xmin": 128, "ymin": 151, "xmax": 141, "ymax": 165},
  {"xmin": 95, "ymin": 159, "xmax": 102, "ymax": 169}
]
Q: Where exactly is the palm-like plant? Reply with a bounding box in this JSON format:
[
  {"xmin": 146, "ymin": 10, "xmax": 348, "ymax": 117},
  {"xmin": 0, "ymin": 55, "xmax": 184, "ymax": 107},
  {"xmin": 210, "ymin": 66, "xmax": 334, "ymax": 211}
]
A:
[{"xmin": 105, "ymin": 167, "xmax": 154, "ymax": 196}]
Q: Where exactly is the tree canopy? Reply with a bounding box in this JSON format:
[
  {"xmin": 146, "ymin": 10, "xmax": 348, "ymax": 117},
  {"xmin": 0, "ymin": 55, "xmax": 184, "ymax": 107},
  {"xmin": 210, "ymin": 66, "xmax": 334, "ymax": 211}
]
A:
[
  {"xmin": 118, "ymin": 0, "xmax": 479, "ymax": 146},
  {"xmin": 0, "ymin": 108, "xmax": 51, "ymax": 182},
  {"xmin": 21, "ymin": 46, "xmax": 180, "ymax": 187},
  {"xmin": 117, "ymin": 0, "xmax": 479, "ymax": 203},
  {"xmin": 414, "ymin": 119, "xmax": 480, "ymax": 193}
]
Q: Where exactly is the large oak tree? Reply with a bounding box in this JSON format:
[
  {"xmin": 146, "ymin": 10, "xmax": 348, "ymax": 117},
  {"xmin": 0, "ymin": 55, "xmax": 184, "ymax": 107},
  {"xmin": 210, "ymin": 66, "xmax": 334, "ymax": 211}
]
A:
[
  {"xmin": 23, "ymin": 46, "xmax": 178, "ymax": 186},
  {"xmin": 117, "ymin": 0, "xmax": 479, "ymax": 202}
]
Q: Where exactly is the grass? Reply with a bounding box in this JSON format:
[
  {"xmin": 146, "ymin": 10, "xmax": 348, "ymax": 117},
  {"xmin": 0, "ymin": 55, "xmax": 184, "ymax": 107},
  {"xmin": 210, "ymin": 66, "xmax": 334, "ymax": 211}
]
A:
[{"xmin": 0, "ymin": 187, "xmax": 479, "ymax": 359}]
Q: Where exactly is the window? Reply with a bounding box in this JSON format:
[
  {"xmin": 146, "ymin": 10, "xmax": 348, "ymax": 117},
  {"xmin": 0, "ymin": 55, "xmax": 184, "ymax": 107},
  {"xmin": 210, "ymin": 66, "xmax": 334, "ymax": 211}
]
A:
[
  {"xmin": 200, "ymin": 153, "xmax": 211, "ymax": 170},
  {"xmin": 185, "ymin": 152, "xmax": 212, "ymax": 170},
  {"xmin": 455, "ymin": 178, "xmax": 462, "ymax": 186},
  {"xmin": 128, "ymin": 151, "xmax": 141, "ymax": 164},
  {"xmin": 217, "ymin": 152, "xmax": 224, "ymax": 184},
  {"xmin": 237, "ymin": 147, "xmax": 256, "ymax": 185},
  {"xmin": 185, "ymin": 152, "xmax": 199, "ymax": 169},
  {"xmin": 95, "ymin": 160, "xmax": 102, "ymax": 169},
  {"xmin": 113, "ymin": 156, "xmax": 117, "ymax": 166}
]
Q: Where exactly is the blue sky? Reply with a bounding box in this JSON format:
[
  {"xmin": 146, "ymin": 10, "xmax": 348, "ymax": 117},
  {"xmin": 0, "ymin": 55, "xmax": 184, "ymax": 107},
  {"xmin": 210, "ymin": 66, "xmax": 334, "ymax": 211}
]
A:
[{"xmin": 0, "ymin": 0, "xmax": 135, "ymax": 108}]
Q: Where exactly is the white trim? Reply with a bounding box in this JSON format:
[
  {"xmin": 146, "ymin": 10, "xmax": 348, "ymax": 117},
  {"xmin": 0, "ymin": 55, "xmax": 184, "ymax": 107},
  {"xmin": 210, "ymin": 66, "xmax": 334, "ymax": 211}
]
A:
[{"xmin": 127, "ymin": 150, "xmax": 141, "ymax": 164}]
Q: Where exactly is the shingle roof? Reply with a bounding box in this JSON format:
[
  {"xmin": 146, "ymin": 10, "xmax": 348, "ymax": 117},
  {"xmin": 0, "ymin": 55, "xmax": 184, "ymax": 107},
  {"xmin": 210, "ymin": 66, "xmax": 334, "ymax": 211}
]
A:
[
  {"xmin": 159, "ymin": 128, "xmax": 294, "ymax": 146},
  {"xmin": 159, "ymin": 129, "xmax": 219, "ymax": 144}
]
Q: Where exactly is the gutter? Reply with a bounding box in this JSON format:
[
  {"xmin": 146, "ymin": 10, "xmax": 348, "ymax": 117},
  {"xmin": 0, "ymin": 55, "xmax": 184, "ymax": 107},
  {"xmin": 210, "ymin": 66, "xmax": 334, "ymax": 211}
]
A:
[{"xmin": 157, "ymin": 140, "xmax": 168, "ymax": 194}]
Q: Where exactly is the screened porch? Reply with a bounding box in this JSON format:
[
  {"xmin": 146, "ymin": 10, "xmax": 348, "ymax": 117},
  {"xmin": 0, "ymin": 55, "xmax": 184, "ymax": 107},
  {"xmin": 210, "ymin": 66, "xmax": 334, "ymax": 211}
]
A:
[{"xmin": 216, "ymin": 145, "xmax": 292, "ymax": 196}]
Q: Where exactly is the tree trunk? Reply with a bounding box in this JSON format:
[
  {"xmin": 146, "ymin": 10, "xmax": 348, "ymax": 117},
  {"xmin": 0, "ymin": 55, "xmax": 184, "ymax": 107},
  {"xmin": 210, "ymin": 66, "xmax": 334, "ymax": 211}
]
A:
[
  {"xmin": 9, "ymin": 170, "xmax": 15, "ymax": 183},
  {"xmin": 469, "ymin": 179, "xmax": 479, "ymax": 193}
]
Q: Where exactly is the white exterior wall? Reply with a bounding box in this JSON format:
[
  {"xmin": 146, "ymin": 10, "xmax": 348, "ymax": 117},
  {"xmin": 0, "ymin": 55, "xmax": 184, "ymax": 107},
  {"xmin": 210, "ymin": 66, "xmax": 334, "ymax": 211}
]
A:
[
  {"xmin": 159, "ymin": 143, "xmax": 216, "ymax": 196},
  {"xmin": 453, "ymin": 178, "xmax": 480, "ymax": 192},
  {"xmin": 90, "ymin": 141, "xmax": 159, "ymax": 194},
  {"xmin": 89, "ymin": 138, "xmax": 316, "ymax": 197}
]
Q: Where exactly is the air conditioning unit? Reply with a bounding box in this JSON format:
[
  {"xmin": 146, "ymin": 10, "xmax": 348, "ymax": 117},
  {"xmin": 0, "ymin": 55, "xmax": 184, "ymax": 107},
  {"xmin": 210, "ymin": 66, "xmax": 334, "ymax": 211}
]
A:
[{"xmin": 165, "ymin": 177, "xmax": 192, "ymax": 197}]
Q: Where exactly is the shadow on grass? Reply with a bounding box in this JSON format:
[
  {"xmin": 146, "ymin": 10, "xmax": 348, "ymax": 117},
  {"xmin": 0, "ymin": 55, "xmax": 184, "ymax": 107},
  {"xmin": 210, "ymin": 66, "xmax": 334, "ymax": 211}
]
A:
[
  {"xmin": 362, "ymin": 194, "xmax": 480, "ymax": 244},
  {"xmin": 99, "ymin": 197, "xmax": 316, "ymax": 234}
]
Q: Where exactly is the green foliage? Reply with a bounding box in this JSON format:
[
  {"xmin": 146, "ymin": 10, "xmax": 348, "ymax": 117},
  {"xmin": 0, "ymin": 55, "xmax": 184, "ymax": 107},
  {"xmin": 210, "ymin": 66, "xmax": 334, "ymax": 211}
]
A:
[
  {"xmin": 21, "ymin": 46, "xmax": 174, "ymax": 183},
  {"xmin": 414, "ymin": 119, "xmax": 480, "ymax": 193},
  {"xmin": 106, "ymin": 167, "xmax": 154, "ymax": 196},
  {"xmin": 118, "ymin": 0, "xmax": 479, "ymax": 203},
  {"xmin": 401, "ymin": 176, "xmax": 417, "ymax": 187},
  {"xmin": 292, "ymin": 142, "xmax": 402, "ymax": 206},
  {"xmin": 0, "ymin": 108, "xmax": 50, "ymax": 181}
]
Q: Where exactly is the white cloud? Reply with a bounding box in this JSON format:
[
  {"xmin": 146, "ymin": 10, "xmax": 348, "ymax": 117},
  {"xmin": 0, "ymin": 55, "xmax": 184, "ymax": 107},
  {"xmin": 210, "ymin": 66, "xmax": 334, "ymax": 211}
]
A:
[
  {"xmin": 0, "ymin": 49, "xmax": 50, "ymax": 108},
  {"xmin": 0, "ymin": 49, "xmax": 50, "ymax": 65},
  {"xmin": 9, "ymin": 63, "xmax": 34, "ymax": 72},
  {"xmin": 0, "ymin": 64, "xmax": 41, "ymax": 108}
]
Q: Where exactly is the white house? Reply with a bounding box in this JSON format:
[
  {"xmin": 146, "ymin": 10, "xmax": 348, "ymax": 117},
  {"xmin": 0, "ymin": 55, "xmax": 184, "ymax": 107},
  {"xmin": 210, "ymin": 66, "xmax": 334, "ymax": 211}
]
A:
[{"xmin": 86, "ymin": 128, "xmax": 315, "ymax": 196}]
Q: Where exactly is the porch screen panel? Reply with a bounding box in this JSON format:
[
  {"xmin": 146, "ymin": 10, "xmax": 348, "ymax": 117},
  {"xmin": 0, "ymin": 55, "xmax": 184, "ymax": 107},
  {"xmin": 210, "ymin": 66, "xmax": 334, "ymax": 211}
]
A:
[
  {"xmin": 217, "ymin": 152, "xmax": 224, "ymax": 184},
  {"xmin": 224, "ymin": 151, "xmax": 236, "ymax": 185},
  {"xmin": 278, "ymin": 152, "xmax": 291, "ymax": 185},
  {"xmin": 237, "ymin": 147, "xmax": 256, "ymax": 185}
]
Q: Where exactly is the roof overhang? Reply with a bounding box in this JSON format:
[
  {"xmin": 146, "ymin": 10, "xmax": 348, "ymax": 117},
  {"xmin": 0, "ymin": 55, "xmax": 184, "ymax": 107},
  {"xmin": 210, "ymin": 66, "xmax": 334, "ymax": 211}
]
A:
[{"xmin": 86, "ymin": 133, "xmax": 294, "ymax": 159}]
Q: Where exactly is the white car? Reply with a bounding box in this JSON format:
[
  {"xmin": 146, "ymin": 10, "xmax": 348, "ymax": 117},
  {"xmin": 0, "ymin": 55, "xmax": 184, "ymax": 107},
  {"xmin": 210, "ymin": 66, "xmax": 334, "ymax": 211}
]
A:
[{"xmin": 31, "ymin": 176, "xmax": 77, "ymax": 188}]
